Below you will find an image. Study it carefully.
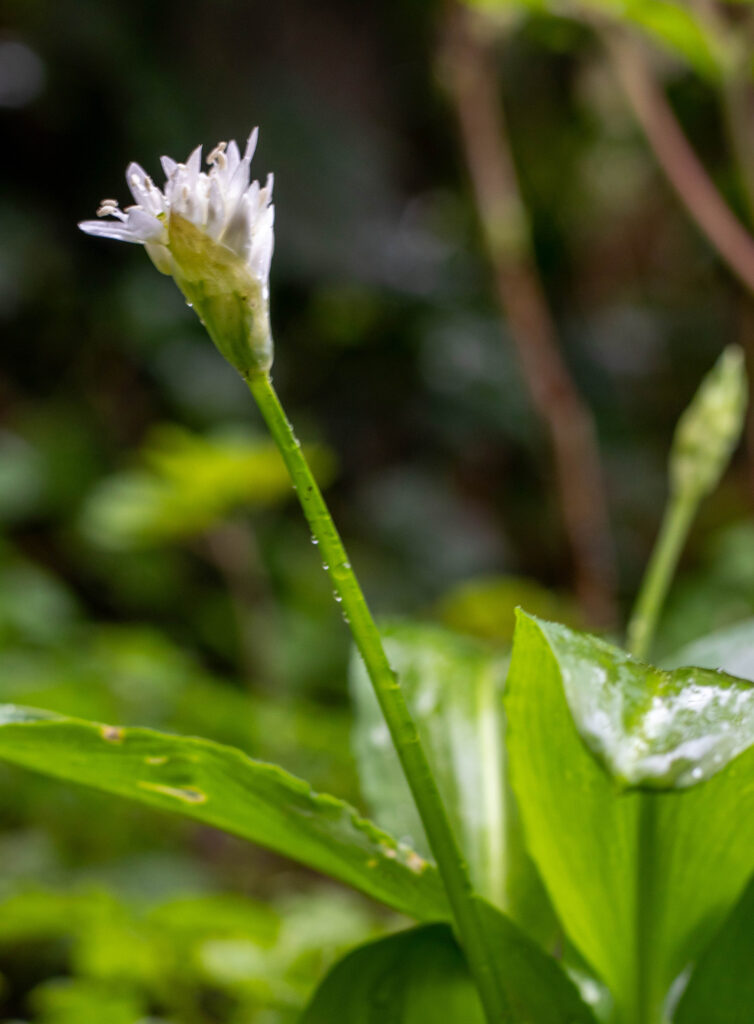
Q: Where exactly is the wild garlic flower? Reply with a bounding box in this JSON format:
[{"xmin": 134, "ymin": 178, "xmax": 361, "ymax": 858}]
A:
[{"xmin": 79, "ymin": 130, "xmax": 275, "ymax": 375}]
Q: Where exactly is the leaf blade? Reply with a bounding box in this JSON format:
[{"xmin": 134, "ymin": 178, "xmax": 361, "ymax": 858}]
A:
[
  {"xmin": 506, "ymin": 612, "xmax": 754, "ymax": 1018},
  {"xmin": 674, "ymin": 875, "xmax": 754, "ymax": 1024},
  {"xmin": 0, "ymin": 704, "xmax": 449, "ymax": 923},
  {"xmin": 302, "ymin": 897, "xmax": 597, "ymax": 1024}
]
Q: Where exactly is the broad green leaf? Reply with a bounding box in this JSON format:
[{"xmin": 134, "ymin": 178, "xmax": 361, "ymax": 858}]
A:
[
  {"xmin": 506, "ymin": 612, "xmax": 754, "ymax": 1022},
  {"xmin": 302, "ymin": 897, "xmax": 597, "ymax": 1024},
  {"xmin": 351, "ymin": 621, "xmax": 553, "ymax": 940},
  {"xmin": 666, "ymin": 623, "xmax": 754, "ymax": 1023},
  {"xmin": 673, "ymin": 875, "xmax": 754, "ymax": 1024},
  {"xmin": 0, "ymin": 705, "xmax": 448, "ymax": 923},
  {"xmin": 664, "ymin": 617, "xmax": 754, "ymax": 680},
  {"xmin": 351, "ymin": 623, "xmax": 508, "ymax": 901},
  {"xmin": 532, "ymin": 619, "xmax": 754, "ymax": 789}
]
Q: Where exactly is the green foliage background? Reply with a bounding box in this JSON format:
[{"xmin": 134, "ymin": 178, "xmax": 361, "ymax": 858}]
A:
[{"xmin": 2, "ymin": 0, "xmax": 754, "ymax": 1020}]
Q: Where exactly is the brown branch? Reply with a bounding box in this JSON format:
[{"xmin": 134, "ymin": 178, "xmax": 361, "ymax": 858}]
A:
[
  {"xmin": 439, "ymin": 3, "xmax": 617, "ymax": 628},
  {"xmin": 604, "ymin": 30, "xmax": 754, "ymax": 294}
]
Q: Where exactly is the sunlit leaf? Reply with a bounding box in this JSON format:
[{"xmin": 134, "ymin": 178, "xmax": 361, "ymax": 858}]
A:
[
  {"xmin": 302, "ymin": 897, "xmax": 597, "ymax": 1023},
  {"xmin": 80, "ymin": 424, "xmax": 335, "ymax": 549},
  {"xmin": 506, "ymin": 611, "xmax": 754, "ymax": 1020},
  {"xmin": 29, "ymin": 977, "xmax": 147, "ymax": 1024},
  {"xmin": 463, "ymin": 0, "xmax": 725, "ymax": 78},
  {"xmin": 0, "ymin": 705, "xmax": 449, "ymax": 923}
]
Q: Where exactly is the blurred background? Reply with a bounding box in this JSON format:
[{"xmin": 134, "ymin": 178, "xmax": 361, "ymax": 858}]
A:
[{"xmin": 1, "ymin": 0, "xmax": 754, "ymax": 1021}]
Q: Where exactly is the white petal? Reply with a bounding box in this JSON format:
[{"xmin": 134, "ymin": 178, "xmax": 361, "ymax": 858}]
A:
[
  {"xmin": 245, "ymin": 180, "xmax": 260, "ymax": 210},
  {"xmin": 78, "ymin": 219, "xmax": 143, "ymax": 243},
  {"xmin": 160, "ymin": 155, "xmax": 177, "ymax": 179},
  {"xmin": 126, "ymin": 164, "xmax": 165, "ymax": 217},
  {"xmin": 126, "ymin": 162, "xmax": 150, "ymax": 203},
  {"xmin": 125, "ymin": 208, "xmax": 165, "ymax": 241},
  {"xmin": 249, "ymin": 204, "xmax": 274, "ymax": 281},
  {"xmin": 185, "ymin": 144, "xmax": 202, "ymax": 182},
  {"xmin": 223, "ymin": 159, "xmax": 252, "ymax": 223},
  {"xmin": 225, "ymin": 140, "xmax": 240, "ymax": 176},
  {"xmin": 243, "ymin": 128, "xmax": 259, "ymax": 163},
  {"xmin": 261, "ymin": 171, "xmax": 274, "ymax": 203},
  {"xmin": 221, "ymin": 192, "xmax": 252, "ymax": 257},
  {"xmin": 206, "ymin": 176, "xmax": 225, "ymax": 239}
]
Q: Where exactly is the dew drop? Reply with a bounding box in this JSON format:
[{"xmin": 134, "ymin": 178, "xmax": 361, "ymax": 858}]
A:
[
  {"xmin": 322, "ymin": 562, "xmax": 329, "ymax": 570},
  {"xmin": 333, "ymin": 592, "xmax": 342, "ymax": 603},
  {"xmin": 691, "ymin": 767, "xmax": 703, "ymax": 781},
  {"xmin": 311, "ymin": 537, "xmax": 319, "ymax": 545}
]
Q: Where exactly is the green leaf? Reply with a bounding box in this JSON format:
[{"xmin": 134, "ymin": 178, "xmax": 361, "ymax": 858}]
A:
[
  {"xmin": 666, "ymin": 620, "xmax": 754, "ymax": 1024},
  {"xmin": 506, "ymin": 611, "xmax": 754, "ymax": 1022},
  {"xmin": 530, "ymin": 618, "xmax": 754, "ymax": 789},
  {"xmin": 350, "ymin": 621, "xmax": 553, "ymax": 940},
  {"xmin": 664, "ymin": 617, "xmax": 754, "ymax": 681},
  {"xmin": 599, "ymin": 0, "xmax": 723, "ymax": 79},
  {"xmin": 351, "ymin": 624, "xmax": 507, "ymax": 899},
  {"xmin": 30, "ymin": 978, "xmax": 147, "ymax": 1024},
  {"xmin": 673, "ymin": 874, "xmax": 754, "ymax": 1024},
  {"xmin": 463, "ymin": 0, "xmax": 725, "ymax": 78},
  {"xmin": 80, "ymin": 424, "xmax": 335, "ymax": 549},
  {"xmin": 302, "ymin": 897, "xmax": 597, "ymax": 1024},
  {"xmin": 0, "ymin": 705, "xmax": 448, "ymax": 923}
]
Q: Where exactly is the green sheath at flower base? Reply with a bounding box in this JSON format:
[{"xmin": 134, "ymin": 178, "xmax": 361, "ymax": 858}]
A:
[
  {"xmin": 79, "ymin": 130, "xmax": 275, "ymax": 375},
  {"xmin": 670, "ymin": 345, "xmax": 748, "ymax": 501},
  {"xmin": 168, "ymin": 214, "xmax": 272, "ymax": 374}
]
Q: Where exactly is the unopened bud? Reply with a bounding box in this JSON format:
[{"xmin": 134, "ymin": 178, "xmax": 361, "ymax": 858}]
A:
[{"xmin": 670, "ymin": 346, "xmax": 748, "ymax": 499}]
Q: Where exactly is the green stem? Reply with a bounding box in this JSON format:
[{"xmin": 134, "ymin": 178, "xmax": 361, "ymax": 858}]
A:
[
  {"xmin": 627, "ymin": 489, "xmax": 697, "ymax": 661},
  {"xmin": 246, "ymin": 369, "xmax": 508, "ymax": 1023}
]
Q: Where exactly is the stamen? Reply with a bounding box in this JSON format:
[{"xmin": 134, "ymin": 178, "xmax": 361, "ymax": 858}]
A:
[
  {"xmin": 207, "ymin": 141, "xmax": 227, "ymax": 168},
  {"xmin": 97, "ymin": 199, "xmax": 119, "ymax": 215},
  {"xmin": 130, "ymin": 171, "xmax": 155, "ymax": 192}
]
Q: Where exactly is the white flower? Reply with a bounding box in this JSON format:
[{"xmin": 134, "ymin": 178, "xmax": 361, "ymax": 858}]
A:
[
  {"xmin": 79, "ymin": 130, "xmax": 276, "ymax": 375},
  {"xmin": 79, "ymin": 129, "xmax": 274, "ymax": 288}
]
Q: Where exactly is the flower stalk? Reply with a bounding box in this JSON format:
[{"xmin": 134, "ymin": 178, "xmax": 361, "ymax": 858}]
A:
[
  {"xmin": 246, "ymin": 368, "xmax": 508, "ymax": 1023},
  {"xmin": 79, "ymin": 130, "xmax": 509, "ymax": 1019}
]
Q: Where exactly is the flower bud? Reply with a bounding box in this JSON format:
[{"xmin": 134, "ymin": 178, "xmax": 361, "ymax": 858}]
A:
[{"xmin": 670, "ymin": 345, "xmax": 748, "ymax": 499}]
